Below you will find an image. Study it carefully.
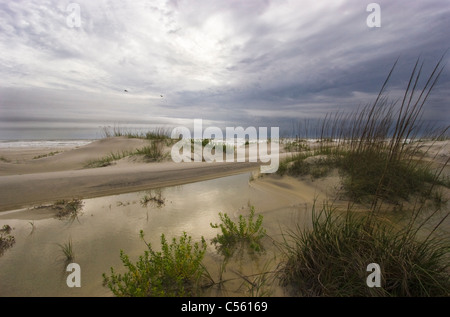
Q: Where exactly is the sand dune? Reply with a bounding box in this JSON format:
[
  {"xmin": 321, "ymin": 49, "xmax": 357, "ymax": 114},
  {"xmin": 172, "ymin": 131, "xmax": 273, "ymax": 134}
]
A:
[
  {"xmin": 0, "ymin": 137, "xmax": 150, "ymax": 175},
  {"xmin": 0, "ymin": 137, "xmax": 262, "ymax": 211},
  {"xmin": 1, "ymin": 137, "xmax": 447, "ymax": 213}
]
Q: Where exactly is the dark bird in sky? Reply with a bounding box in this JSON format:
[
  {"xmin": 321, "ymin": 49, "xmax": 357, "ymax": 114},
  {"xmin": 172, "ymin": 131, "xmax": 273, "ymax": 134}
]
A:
[
  {"xmin": 124, "ymin": 89, "xmax": 128, "ymax": 92},
  {"xmin": 160, "ymin": 95, "xmax": 163, "ymax": 98}
]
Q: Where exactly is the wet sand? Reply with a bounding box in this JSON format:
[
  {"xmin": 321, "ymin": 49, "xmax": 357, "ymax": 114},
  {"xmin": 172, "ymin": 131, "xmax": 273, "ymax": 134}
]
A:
[{"xmin": 0, "ymin": 170, "xmax": 339, "ymax": 297}]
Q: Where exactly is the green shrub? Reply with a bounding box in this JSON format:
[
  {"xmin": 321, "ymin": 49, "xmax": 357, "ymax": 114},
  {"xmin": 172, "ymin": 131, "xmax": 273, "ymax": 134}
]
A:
[
  {"xmin": 210, "ymin": 206, "xmax": 266, "ymax": 257},
  {"xmin": 103, "ymin": 231, "xmax": 207, "ymax": 297}
]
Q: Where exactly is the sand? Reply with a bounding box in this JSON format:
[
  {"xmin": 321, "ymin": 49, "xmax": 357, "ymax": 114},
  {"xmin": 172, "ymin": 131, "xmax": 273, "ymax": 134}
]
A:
[
  {"xmin": 0, "ymin": 137, "xmax": 269, "ymax": 212},
  {"xmin": 1, "ymin": 137, "xmax": 448, "ymax": 213}
]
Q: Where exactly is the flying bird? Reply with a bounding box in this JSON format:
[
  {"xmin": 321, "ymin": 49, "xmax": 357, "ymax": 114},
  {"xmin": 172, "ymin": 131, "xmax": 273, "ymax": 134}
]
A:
[
  {"xmin": 124, "ymin": 89, "xmax": 128, "ymax": 92},
  {"xmin": 160, "ymin": 95, "xmax": 163, "ymax": 98}
]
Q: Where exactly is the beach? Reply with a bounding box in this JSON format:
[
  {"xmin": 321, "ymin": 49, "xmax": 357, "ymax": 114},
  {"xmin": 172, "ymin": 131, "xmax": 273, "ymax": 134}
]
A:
[
  {"xmin": 1, "ymin": 136, "xmax": 448, "ymax": 212},
  {"xmin": 0, "ymin": 137, "xmax": 266, "ymax": 212},
  {"xmin": 0, "ymin": 136, "xmax": 335, "ymax": 296},
  {"xmin": 0, "ymin": 136, "xmax": 448, "ymax": 297}
]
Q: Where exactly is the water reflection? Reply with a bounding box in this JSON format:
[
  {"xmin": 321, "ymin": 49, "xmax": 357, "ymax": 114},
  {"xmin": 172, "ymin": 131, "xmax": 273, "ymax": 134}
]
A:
[{"xmin": 0, "ymin": 172, "xmax": 307, "ymax": 296}]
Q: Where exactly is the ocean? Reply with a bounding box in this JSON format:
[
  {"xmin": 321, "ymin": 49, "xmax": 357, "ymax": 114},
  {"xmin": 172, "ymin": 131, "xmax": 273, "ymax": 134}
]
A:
[
  {"xmin": 0, "ymin": 127, "xmax": 99, "ymax": 149},
  {"xmin": 0, "ymin": 139, "xmax": 94, "ymax": 149}
]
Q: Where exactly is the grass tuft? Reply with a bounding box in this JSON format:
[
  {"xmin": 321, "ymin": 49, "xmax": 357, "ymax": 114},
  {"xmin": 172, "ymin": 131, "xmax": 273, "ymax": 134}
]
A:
[
  {"xmin": 33, "ymin": 151, "xmax": 61, "ymax": 159},
  {"xmin": 278, "ymin": 202, "xmax": 450, "ymax": 296},
  {"xmin": 58, "ymin": 238, "xmax": 75, "ymax": 262},
  {"xmin": 140, "ymin": 190, "xmax": 166, "ymax": 208},
  {"xmin": 53, "ymin": 198, "xmax": 84, "ymax": 221},
  {"xmin": 134, "ymin": 141, "xmax": 167, "ymax": 162}
]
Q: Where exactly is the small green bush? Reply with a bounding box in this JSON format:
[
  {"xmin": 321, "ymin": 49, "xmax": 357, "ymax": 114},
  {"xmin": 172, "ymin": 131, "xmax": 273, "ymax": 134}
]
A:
[
  {"xmin": 210, "ymin": 206, "xmax": 266, "ymax": 257},
  {"xmin": 103, "ymin": 231, "xmax": 207, "ymax": 297}
]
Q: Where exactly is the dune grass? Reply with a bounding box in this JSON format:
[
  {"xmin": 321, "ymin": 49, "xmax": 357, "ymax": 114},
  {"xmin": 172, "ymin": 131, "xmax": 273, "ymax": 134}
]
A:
[
  {"xmin": 58, "ymin": 238, "xmax": 75, "ymax": 262},
  {"xmin": 276, "ymin": 55, "xmax": 450, "ymax": 297},
  {"xmin": 134, "ymin": 141, "xmax": 167, "ymax": 162},
  {"xmin": 101, "ymin": 125, "xmax": 172, "ymax": 140},
  {"xmin": 84, "ymin": 150, "xmax": 132, "ymax": 168},
  {"xmin": 33, "ymin": 151, "xmax": 61, "ymax": 160},
  {"xmin": 280, "ymin": 55, "xmax": 450, "ymax": 205},
  {"xmin": 278, "ymin": 202, "xmax": 450, "ymax": 296},
  {"xmin": 85, "ymin": 140, "xmax": 168, "ymax": 168}
]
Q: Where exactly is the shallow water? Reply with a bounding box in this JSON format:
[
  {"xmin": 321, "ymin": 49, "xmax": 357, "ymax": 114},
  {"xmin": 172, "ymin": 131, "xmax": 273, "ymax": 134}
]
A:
[{"xmin": 0, "ymin": 172, "xmax": 310, "ymax": 297}]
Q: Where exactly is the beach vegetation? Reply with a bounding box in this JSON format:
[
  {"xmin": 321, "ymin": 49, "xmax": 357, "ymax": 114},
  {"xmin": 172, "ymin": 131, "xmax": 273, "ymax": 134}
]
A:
[
  {"xmin": 84, "ymin": 150, "xmax": 131, "ymax": 168},
  {"xmin": 278, "ymin": 202, "xmax": 450, "ymax": 296},
  {"xmin": 134, "ymin": 141, "xmax": 167, "ymax": 162},
  {"xmin": 33, "ymin": 151, "xmax": 61, "ymax": 159},
  {"xmin": 103, "ymin": 231, "xmax": 207, "ymax": 297},
  {"xmin": 84, "ymin": 156, "xmax": 114, "ymax": 168},
  {"xmin": 101, "ymin": 125, "xmax": 171, "ymax": 140},
  {"xmin": 85, "ymin": 141, "xmax": 168, "ymax": 168},
  {"xmin": 140, "ymin": 189, "xmax": 165, "ymax": 208},
  {"xmin": 283, "ymin": 139, "xmax": 310, "ymax": 152},
  {"xmin": 210, "ymin": 206, "xmax": 266, "ymax": 257},
  {"xmin": 53, "ymin": 198, "xmax": 84, "ymax": 220},
  {"xmin": 101, "ymin": 56, "xmax": 449, "ymax": 297},
  {"xmin": 0, "ymin": 225, "xmax": 15, "ymax": 256},
  {"xmin": 58, "ymin": 238, "xmax": 75, "ymax": 262},
  {"xmin": 279, "ymin": 56, "xmax": 449, "ymax": 204},
  {"xmin": 276, "ymin": 56, "xmax": 450, "ymax": 297}
]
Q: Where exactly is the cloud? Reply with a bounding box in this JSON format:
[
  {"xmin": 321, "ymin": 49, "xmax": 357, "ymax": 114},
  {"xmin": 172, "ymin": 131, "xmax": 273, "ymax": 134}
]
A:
[{"xmin": 0, "ymin": 0, "xmax": 449, "ymax": 138}]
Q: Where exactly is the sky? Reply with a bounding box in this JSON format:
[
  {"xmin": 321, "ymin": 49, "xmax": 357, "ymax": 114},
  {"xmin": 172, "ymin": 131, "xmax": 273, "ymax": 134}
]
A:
[{"xmin": 0, "ymin": 0, "xmax": 449, "ymax": 139}]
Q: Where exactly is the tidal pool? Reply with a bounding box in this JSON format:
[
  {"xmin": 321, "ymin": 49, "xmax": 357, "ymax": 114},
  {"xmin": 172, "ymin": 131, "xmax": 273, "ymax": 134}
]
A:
[{"xmin": 0, "ymin": 172, "xmax": 312, "ymax": 297}]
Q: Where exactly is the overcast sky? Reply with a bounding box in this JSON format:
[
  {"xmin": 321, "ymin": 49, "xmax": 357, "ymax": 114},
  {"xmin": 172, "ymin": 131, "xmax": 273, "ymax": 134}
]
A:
[{"xmin": 0, "ymin": 0, "xmax": 449, "ymax": 138}]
